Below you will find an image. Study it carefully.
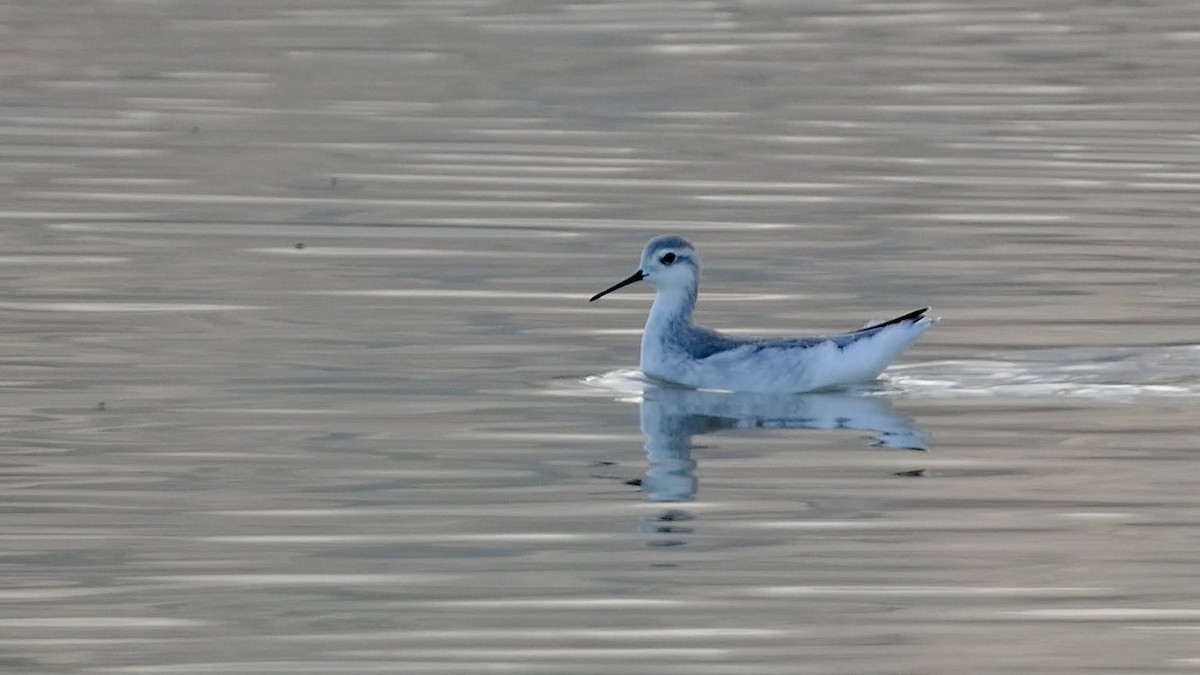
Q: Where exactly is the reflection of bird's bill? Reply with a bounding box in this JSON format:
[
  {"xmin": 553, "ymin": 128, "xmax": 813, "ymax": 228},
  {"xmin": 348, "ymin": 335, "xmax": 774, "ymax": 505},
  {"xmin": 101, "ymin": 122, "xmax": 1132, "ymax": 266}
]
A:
[{"xmin": 589, "ymin": 270, "xmax": 644, "ymax": 302}]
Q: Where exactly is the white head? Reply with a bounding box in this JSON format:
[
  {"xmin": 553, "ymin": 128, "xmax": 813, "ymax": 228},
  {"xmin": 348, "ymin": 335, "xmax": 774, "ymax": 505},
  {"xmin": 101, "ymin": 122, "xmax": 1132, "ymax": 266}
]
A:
[{"xmin": 590, "ymin": 235, "xmax": 700, "ymax": 302}]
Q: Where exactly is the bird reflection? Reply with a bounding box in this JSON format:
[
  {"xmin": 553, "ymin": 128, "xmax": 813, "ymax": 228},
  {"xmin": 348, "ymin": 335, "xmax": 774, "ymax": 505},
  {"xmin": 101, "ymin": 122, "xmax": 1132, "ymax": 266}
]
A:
[{"xmin": 638, "ymin": 385, "xmax": 928, "ymax": 503}]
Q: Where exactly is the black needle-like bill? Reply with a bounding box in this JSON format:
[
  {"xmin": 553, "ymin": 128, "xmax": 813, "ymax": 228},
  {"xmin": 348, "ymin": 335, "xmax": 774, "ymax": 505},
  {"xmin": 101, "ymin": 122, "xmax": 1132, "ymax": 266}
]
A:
[{"xmin": 589, "ymin": 270, "xmax": 645, "ymax": 302}]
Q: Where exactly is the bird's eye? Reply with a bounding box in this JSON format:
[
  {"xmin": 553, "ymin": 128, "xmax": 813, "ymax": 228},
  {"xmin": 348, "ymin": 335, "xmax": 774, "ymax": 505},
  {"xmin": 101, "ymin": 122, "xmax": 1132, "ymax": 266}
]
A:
[{"xmin": 659, "ymin": 252, "xmax": 676, "ymax": 265}]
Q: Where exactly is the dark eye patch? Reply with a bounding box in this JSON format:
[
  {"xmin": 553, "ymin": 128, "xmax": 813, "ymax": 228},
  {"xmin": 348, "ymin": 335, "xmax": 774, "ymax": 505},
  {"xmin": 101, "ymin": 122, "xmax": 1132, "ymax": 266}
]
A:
[{"xmin": 659, "ymin": 252, "xmax": 676, "ymax": 265}]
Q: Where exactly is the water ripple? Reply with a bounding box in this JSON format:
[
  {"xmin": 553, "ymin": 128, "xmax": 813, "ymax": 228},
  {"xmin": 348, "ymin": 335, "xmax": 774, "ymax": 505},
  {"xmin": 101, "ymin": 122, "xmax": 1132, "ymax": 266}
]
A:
[{"xmin": 890, "ymin": 346, "xmax": 1200, "ymax": 399}]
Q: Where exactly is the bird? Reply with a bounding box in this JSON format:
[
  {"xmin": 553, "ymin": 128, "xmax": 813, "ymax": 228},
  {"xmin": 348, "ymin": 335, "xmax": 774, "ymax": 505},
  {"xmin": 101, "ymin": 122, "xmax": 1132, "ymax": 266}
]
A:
[{"xmin": 589, "ymin": 235, "xmax": 935, "ymax": 393}]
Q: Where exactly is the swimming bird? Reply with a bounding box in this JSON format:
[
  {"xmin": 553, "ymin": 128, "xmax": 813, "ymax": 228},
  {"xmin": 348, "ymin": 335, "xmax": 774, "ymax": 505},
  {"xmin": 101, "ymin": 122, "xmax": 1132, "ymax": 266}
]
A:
[{"xmin": 589, "ymin": 235, "xmax": 935, "ymax": 393}]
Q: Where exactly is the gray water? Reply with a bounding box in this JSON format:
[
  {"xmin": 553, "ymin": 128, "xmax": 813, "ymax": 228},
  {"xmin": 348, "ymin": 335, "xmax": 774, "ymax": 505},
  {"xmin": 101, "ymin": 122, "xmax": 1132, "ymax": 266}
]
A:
[{"xmin": 4, "ymin": 1, "xmax": 1200, "ymax": 673}]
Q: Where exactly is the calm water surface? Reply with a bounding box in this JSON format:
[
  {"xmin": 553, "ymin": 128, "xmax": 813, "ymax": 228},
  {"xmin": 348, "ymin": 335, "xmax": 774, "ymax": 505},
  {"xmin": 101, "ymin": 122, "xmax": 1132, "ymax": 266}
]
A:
[{"xmin": 3, "ymin": 1, "xmax": 1200, "ymax": 673}]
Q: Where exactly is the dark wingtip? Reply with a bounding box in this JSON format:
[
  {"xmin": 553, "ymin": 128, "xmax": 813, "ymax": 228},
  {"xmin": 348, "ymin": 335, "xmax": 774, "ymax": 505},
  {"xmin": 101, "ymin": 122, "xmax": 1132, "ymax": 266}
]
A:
[{"xmin": 853, "ymin": 307, "xmax": 930, "ymax": 333}]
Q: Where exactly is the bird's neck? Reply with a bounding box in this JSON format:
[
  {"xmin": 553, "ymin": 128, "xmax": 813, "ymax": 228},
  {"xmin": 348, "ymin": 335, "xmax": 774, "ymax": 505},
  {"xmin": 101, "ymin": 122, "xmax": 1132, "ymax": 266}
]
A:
[
  {"xmin": 641, "ymin": 286, "xmax": 696, "ymax": 366},
  {"xmin": 647, "ymin": 285, "xmax": 696, "ymax": 327}
]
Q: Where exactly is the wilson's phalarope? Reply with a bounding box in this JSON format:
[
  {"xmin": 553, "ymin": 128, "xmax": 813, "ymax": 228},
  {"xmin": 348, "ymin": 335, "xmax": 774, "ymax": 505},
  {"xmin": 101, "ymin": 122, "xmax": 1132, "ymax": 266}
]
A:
[{"xmin": 589, "ymin": 235, "xmax": 935, "ymax": 393}]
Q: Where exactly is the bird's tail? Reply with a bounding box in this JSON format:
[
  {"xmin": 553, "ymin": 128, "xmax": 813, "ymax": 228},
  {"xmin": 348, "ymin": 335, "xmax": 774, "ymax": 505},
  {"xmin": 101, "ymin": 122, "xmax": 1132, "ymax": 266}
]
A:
[{"xmin": 853, "ymin": 307, "xmax": 931, "ymax": 333}]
